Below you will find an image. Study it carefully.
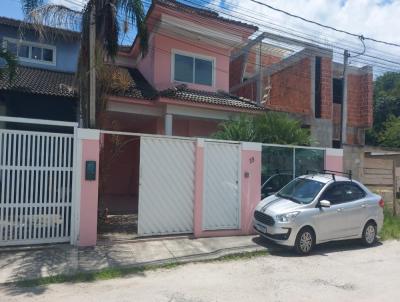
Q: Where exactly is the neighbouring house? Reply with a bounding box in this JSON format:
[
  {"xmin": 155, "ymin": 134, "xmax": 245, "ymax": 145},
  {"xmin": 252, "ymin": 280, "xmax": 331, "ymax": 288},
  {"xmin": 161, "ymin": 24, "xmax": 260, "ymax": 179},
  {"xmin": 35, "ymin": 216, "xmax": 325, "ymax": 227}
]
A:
[
  {"xmin": 0, "ymin": 17, "xmax": 80, "ymax": 131},
  {"xmin": 230, "ymin": 33, "xmax": 373, "ymax": 148}
]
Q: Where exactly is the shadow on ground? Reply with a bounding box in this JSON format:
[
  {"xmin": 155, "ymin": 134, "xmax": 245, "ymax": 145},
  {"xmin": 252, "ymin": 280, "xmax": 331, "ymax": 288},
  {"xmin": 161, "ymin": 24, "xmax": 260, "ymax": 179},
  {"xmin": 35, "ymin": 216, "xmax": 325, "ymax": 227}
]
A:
[
  {"xmin": 252, "ymin": 235, "xmax": 383, "ymax": 257},
  {"xmin": 0, "ymin": 243, "xmax": 147, "ymax": 297}
]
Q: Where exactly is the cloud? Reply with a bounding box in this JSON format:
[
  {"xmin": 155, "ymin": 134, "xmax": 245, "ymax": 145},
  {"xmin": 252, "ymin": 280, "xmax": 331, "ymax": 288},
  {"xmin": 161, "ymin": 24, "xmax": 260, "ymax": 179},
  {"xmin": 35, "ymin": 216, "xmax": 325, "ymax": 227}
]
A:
[{"xmin": 207, "ymin": 0, "xmax": 400, "ymax": 72}]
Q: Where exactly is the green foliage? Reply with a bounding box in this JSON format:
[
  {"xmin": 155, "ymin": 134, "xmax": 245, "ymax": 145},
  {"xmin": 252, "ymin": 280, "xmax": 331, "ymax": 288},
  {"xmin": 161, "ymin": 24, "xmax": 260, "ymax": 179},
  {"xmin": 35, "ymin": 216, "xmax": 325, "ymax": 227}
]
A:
[
  {"xmin": 380, "ymin": 207, "xmax": 400, "ymax": 240},
  {"xmin": 366, "ymin": 72, "xmax": 400, "ymax": 146},
  {"xmin": 377, "ymin": 115, "xmax": 400, "ymax": 148},
  {"xmin": 212, "ymin": 112, "xmax": 312, "ymax": 145}
]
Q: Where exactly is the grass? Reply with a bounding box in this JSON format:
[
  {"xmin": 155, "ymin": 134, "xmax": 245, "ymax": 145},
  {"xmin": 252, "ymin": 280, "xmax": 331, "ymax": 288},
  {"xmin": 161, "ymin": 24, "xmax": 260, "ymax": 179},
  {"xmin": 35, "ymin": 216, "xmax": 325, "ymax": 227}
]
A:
[
  {"xmin": 380, "ymin": 208, "xmax": 400, "ymax": 240},
  {"xmin": 16, "ymin": 250, "xmax": 268, "ymax": 288}
]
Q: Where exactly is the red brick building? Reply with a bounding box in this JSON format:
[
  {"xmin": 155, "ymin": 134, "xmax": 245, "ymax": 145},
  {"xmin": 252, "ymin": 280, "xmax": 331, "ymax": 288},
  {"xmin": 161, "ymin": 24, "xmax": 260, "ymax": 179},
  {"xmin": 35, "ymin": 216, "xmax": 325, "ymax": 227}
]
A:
[{"xmin": 230, "ymin": 34, "xmax": 373, "ymax": 148}]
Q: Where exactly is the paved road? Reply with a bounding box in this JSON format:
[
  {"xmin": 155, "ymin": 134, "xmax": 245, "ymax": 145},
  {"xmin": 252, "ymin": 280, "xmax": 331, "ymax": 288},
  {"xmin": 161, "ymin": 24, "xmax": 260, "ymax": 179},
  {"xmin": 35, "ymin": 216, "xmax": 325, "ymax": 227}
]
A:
[{"xmin": 1, "ymin": 239, "xmax": 400, "ymax": 302}]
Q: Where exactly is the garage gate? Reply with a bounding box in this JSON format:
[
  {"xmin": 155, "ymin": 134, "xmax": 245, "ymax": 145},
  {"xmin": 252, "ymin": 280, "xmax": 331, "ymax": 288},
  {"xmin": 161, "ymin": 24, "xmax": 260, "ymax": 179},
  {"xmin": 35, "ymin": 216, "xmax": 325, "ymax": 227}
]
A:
[
  {"xmin": 0, "ymin": 117, "xmax": 77, "ymax": 246},
  {"xmin": 138, "ymin": 136, "xmax": 196, "ymax": 236}
]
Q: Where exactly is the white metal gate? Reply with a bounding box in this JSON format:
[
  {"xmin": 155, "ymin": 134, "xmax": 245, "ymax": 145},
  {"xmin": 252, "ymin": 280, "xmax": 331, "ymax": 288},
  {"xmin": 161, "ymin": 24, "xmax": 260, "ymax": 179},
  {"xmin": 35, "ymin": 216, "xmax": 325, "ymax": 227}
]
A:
[
  {"xmin": 0, "ymin": 123, "xmax": 76, "ymax": 246},
  {"xmin": 203, "ymin": 141, "xmax": 241, "ymax": 230},
  {"xmin": 138, "ymin": 136, "xmax": 195, "ymax": 236}
]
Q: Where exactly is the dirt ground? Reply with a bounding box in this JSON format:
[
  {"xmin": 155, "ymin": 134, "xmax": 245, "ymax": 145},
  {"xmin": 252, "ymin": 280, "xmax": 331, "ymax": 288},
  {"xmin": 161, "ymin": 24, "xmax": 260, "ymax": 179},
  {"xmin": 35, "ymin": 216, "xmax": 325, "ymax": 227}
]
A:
[{"xmin": 1, "ymin": 239, "xmax": 400, "ymax": 302}]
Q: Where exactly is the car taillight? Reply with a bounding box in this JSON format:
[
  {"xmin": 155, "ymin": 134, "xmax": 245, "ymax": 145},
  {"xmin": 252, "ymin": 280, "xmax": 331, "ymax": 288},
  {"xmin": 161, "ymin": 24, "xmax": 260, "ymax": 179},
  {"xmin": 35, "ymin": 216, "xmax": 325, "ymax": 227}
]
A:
[{"xmin": 379, "ymin": 198, "xmax": 385, "ymax": 208}]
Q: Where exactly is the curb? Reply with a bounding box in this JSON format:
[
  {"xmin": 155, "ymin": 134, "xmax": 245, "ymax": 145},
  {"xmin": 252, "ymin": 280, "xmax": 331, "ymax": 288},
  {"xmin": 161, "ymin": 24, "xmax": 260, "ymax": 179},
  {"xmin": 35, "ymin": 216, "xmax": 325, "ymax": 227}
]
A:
[{"xmin": 1, "ymin": 244, "xmax": 272, "ymax": 286}]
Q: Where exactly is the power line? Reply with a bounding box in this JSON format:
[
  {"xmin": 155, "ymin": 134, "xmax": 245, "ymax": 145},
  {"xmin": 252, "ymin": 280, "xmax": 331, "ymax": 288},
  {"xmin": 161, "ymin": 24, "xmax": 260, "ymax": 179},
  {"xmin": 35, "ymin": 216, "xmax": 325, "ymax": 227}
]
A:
[
  {"xmin": 249, "ymin": 0, "xmax": 400, "ymax": 48},
  {"xmin": 19, "ymin": 0, "xmax": 400, "ymax": 73}
]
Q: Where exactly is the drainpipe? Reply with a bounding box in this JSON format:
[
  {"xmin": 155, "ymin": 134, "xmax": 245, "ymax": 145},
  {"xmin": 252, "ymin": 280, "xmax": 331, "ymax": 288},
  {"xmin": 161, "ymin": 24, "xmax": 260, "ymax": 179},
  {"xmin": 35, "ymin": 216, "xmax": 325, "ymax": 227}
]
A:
[{"xmin": 340, "ymin": 50, "xmax": 349, "ymax": 147}]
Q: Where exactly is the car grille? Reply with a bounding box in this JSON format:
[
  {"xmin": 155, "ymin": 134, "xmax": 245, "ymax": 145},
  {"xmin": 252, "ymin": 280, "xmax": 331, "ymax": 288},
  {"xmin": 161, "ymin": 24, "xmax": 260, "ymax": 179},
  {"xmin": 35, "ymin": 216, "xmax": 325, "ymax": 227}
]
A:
[{"xmin": 254, "ymin": 211, "xmax": 275, "ymax": 226}]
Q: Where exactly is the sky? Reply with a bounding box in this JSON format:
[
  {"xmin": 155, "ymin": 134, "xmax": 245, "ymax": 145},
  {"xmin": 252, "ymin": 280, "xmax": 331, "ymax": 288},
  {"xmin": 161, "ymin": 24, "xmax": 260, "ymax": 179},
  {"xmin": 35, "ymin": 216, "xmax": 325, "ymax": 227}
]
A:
[{"xmin": 3, "ymin": 0, "xmax": 400, "ymax": 71}]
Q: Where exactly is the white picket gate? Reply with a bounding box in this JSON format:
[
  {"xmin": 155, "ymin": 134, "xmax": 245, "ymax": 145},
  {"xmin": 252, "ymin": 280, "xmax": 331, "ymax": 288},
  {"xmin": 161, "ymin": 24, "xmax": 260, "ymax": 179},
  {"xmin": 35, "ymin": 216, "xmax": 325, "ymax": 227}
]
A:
[{"xmin": 0, "ymin": 117, "xmax": 78, "ymax": 246}]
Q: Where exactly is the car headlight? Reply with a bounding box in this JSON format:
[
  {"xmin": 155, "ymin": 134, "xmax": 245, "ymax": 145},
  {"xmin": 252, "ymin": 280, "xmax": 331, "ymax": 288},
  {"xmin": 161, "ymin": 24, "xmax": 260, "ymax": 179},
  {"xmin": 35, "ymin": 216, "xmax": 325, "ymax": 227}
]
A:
[{"xmin": 276, "ymin": 211, "xmax": 300, "ymax": 223}]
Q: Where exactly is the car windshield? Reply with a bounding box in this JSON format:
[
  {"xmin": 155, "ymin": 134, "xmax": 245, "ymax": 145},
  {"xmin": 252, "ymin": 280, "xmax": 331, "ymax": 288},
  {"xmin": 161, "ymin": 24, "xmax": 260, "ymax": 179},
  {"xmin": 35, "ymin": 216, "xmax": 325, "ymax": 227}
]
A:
[{"xmin": 276, "ymin": 178, "xmax": 325, "ymax": 204}]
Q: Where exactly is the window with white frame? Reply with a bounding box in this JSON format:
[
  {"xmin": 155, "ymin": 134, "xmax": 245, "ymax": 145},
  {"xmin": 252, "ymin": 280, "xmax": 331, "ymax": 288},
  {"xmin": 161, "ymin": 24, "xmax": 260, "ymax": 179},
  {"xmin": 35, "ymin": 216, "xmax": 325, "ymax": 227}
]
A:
[
  {"xmin": 3, "ymin": 37, "xmax": 56, "ymax": 65},
  {"xmin": 172, "ymin": 51, "xmax": 214, "ymax": 86}
]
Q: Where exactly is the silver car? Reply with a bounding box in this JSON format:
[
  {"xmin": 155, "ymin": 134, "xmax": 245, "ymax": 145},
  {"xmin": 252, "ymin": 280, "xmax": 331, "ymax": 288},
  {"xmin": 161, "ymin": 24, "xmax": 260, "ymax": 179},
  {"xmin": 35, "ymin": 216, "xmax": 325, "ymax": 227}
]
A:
[{"xmin": 253, "ymin": 174, "xmax": 384, "ymax": 254}]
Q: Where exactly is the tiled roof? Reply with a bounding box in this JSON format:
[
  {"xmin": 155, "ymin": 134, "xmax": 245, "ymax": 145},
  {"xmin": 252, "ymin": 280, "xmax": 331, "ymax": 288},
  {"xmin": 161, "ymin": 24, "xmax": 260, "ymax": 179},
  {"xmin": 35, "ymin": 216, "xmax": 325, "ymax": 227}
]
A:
[
  {"xmin": 155, "ymin": 0, "xmax": 258, "ymax": 31},
  {"xmin": 0, "ymin": 66, "xmax": 76, "ymax": 98},
  {"xmin": 111, "ymin": 68, "xmax": 158, "ymax": 100},
  {"xmin": 112, "ymin": 68, "xmax": 264, "ymax": 111},
  {"xmin": 160, "ymin": 85, "xmax": 265, "ymax": 111},
  {"xmin": 0, "ymin": 16, "xmax": 80, "ymax": 40}
]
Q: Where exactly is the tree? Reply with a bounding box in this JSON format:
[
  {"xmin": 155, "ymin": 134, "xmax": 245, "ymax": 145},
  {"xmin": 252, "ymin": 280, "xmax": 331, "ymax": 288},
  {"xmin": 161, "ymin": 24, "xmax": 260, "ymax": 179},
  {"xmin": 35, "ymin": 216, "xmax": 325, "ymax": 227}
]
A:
[
  {"xmin": 378, "ymin": 115, "xmax": 400, "ymax": 148},
  {"xmin": 20, "ymin": 0, "xmax": 148, "ymax": 127},
  {"xmin": 366, "ymin": 72, "xmax": 400, "ymax": 146},
  {"xmin": 0, "ymin": 49, "xmax": 17, "ymax": 82},
  {"xmin": 212, "ymin": 112, "xmax": 312, "ymax": 146}
]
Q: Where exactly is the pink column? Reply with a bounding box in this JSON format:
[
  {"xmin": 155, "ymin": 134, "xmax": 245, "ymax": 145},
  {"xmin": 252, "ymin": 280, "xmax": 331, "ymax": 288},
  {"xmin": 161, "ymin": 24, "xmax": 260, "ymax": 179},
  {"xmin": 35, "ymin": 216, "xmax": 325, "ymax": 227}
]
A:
[
  {"xmin": 325, "ymin": 148, "xmax": 344, "ymax": 172},
  {"xmin": 77, "ymin": 129, "xmax": 100, "ymax": 247},
  {"xmin": 240, "ymin": 142, "xmax": 262, "ymax": 234}
]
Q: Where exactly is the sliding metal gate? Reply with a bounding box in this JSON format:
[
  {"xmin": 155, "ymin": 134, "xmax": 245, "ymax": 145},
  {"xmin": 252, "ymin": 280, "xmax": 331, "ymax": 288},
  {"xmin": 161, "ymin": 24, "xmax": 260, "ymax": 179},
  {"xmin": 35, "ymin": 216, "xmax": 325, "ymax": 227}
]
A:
[
  {"xmin": 0, "ymin": 127, "xmax": 76, "ymax": 246},
  {"xmin": 138, "ymin": 136, "xmax": 196, "ymax": 236}
]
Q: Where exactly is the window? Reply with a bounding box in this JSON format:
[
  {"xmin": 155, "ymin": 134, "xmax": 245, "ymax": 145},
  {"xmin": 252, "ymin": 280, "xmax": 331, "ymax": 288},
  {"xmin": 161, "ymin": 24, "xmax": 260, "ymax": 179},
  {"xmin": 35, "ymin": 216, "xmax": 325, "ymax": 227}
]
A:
[
  {"xmin": 321, "ymin": 182, "xmax": 366, "ymax": 204},
  {"xmin": 2, "ymin": 37, "xmax": 56, "ymax": 65},
  {"xmin": 342, "ymin": 183, "xmax": 366, "ymax": 201},
  {"xmin": 277, "ymin": 178, "xmax": 325, "ymax": 204},
  {"xmin": 173, "ymin": 51, "xmax": 214, "ymax": 86},
  {"xmin": 333, "ymin": 78, "xmax": 343, "ymax": 104},
  {"xmin": 321, "ymin": 183, "xmax": 345, "ymax": 205}
]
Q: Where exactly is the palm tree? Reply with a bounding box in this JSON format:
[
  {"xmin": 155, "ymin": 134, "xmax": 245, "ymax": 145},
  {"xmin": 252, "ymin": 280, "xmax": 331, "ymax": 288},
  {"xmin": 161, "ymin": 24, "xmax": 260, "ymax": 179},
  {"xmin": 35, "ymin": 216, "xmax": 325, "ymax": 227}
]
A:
[
  {"xmin": 0, "ymin": 49, "xmax": 17, "ymax": 82},
  {"xmin": 20, "ymin": 0, "xmax": 148, "ymax": 127}
]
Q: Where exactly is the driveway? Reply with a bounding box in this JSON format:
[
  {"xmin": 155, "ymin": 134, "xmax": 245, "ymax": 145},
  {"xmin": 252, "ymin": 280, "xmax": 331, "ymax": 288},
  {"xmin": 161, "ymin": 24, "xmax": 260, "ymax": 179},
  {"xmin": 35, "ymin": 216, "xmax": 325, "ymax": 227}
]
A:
[{"xmin": 1, "ymin": 239, "xmax": 399, "ymax": 302}]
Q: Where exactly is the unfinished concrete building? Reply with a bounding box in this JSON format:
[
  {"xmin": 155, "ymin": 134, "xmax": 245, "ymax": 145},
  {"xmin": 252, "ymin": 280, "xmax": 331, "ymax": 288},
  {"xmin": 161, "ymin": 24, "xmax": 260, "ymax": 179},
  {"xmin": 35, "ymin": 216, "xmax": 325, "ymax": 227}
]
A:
[{"xmin": 230, "ymin": 33, "xmax": 373, "ymax": 148}]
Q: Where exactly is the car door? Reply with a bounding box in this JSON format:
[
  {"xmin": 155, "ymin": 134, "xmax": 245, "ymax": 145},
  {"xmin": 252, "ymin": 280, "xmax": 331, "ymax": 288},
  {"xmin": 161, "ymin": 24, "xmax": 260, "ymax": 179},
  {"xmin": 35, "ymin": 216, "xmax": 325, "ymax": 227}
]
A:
[
  {"xmin": 339, "ymin": 183, "xmax": 368, "ymax": 237},
  {"xmin": 314, "ymin": 182, "xmax": 349, "ymax": 242}
]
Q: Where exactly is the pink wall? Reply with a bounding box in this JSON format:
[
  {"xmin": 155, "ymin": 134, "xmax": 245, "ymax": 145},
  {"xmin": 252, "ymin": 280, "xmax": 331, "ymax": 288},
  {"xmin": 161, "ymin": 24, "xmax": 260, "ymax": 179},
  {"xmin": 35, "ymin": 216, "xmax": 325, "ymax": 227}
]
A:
[
  {"xmin": 78, "ymin": 131, "xmax": 100, "ymax": 247},
  {"xmin": 193, "ymin": 142, "xmax": 261, "ymax": 238},
  {"xmin": 141, "ymin": 33, "xmax": 230, "ymax": 92},
  {"xmin": 325, "ymin": 149, "xmax": 344, "ymax": 172},
  {"xmin": 172, "ymin": 117, "xmax": 220, "ymax": 137}
]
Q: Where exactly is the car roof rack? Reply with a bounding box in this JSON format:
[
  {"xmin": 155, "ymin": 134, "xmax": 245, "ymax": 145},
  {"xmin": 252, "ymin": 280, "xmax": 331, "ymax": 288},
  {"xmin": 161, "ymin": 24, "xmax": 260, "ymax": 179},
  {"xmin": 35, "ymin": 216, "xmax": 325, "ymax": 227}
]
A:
[
  {"xmin": 322, "ymin": 169, "xmax": 352, "ymax": 181},
  {"xmin": 304, "ymin": 169, "xmax": 352, "ymax": 181}
]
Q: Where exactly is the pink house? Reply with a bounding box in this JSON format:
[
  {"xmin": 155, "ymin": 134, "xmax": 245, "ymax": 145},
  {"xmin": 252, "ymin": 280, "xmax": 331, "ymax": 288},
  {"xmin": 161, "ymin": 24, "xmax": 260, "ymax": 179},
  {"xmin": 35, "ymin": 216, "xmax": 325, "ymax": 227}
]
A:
[
  {"xmin": 100, "ymin": 0, "xmax": 266, "ymax": 213},
  {"xmin": 103, "ymin": 0, "xmax": 264, "ymax": 137}
]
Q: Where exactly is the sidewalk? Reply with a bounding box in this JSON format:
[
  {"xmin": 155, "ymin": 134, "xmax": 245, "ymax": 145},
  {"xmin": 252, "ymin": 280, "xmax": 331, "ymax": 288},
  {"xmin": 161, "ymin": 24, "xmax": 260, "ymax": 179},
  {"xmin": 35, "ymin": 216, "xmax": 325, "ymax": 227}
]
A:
[{"xmin": 0, "ymin": 235, "xmax": 271, "ymax": 284}]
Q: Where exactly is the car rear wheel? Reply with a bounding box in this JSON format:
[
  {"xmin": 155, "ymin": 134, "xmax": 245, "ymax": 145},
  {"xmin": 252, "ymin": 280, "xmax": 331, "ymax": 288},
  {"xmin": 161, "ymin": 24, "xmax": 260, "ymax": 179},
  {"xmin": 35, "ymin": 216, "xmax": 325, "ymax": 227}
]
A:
[
  {"xmin": 294, "ymin": 227, "xmax": 315, "ymax": 255},
  {"xmin": 362, "ymin": 222, "xmax": 377, "ymax": 246}
]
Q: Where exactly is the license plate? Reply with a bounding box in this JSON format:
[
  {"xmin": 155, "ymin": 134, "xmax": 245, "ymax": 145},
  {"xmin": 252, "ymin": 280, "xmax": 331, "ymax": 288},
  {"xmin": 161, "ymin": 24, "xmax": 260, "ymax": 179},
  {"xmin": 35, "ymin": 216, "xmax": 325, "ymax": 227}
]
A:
[{"xmin": 255, "ymin": 223, "xmax": 267, "ymax": 234}]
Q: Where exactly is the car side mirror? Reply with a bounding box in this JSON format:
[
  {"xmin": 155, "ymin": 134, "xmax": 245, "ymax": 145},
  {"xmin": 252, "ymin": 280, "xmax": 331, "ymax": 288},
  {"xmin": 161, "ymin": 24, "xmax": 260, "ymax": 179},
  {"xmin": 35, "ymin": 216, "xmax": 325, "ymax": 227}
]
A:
[{"xmin": 320, "ymin": 200, "xmax": 331, "ymax": 208}]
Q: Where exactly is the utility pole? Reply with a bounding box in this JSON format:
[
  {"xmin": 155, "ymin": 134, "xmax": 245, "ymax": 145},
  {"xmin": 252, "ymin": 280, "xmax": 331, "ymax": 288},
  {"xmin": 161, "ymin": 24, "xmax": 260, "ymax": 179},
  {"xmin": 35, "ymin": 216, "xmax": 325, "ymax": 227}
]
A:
[
  {"xmin": 340, "ymin": 49, "xmax": 349, "ymax": 147},
  {"xmin": 89, "ymin": 3, "xmax": 96, "ymax": 128},
  {"xmin": 257, "ymin": 42, "xmax": 263, "ymax": 105}
]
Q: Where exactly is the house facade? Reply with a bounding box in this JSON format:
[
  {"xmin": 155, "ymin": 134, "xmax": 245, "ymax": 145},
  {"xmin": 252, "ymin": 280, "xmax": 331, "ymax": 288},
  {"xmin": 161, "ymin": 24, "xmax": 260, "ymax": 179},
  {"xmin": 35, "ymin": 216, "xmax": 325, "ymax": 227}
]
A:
[
  {"xmin": 0, "ymin": 17, "xmax": 80, "ymax": 131},
  {"xmin": 103, "ymin": 0, "xmax": 265, "ymax": 138}
]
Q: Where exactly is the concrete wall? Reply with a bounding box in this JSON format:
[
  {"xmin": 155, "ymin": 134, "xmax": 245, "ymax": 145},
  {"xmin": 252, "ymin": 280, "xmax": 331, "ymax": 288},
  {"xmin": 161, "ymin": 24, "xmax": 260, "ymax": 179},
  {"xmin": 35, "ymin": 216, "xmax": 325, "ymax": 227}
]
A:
[{"xmin": 0, "ymin": 24, "xmax": 79, "ymax": 73}]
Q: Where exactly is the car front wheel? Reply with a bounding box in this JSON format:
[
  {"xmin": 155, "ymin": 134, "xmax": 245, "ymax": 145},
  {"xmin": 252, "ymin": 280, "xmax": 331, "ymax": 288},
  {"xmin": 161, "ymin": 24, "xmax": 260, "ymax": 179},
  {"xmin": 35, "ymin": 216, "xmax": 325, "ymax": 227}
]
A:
[
  {"xmin": 294, "ymin": 227, "xmax": 315, "ymax": 255},
  {"xmin": 362, "ymin": 222, "xmax": 377, "ymax": 246}
]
